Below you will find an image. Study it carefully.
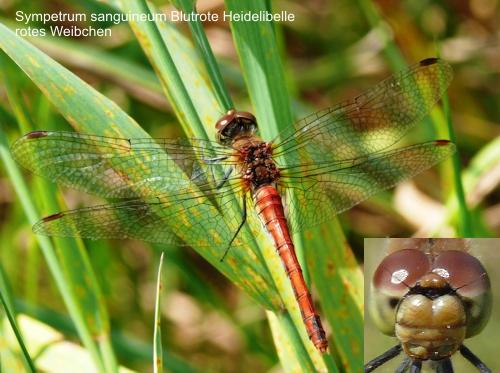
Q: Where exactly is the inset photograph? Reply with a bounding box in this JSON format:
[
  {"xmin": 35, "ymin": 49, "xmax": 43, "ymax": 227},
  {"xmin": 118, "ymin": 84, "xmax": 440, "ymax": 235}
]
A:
[{"xmin": 364, "ymin": 238, "xmax": 499, "ymax": 372}]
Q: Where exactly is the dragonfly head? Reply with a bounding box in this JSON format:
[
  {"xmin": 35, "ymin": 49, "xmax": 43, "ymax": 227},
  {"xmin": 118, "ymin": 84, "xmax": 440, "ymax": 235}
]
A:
[
  {"xmin": 370, "ymin": 245, "xmax": 492, "ymax": 361},
  {"xmin": 216, "ymin": 109, "xmax": 257, "ymax": 145}
]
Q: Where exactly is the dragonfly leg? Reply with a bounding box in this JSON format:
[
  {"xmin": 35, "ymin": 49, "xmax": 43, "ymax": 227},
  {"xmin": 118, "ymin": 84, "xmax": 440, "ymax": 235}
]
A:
[
  {"xmin": 435, "ymin": 358, "xmax": 454, "ymax": 373},
  {"xmin": 220, "ymin": 194, "xmax": 247, "ymax": 262},
  {"xmin": 203, "ymin": 155, "xmax": 229, "ymax": 164},
  {"xmin": 409, "ymin": 359, "xmax": 422, "ymax": 373},
  {"xmin": 364, "ymin": 344, "xmax": 402, "ymax": 372},
  {"xmin": 459, "ymin": 345, "xmax": 492, "ymax": 373},
  {"xmin": 395, "ymin": 357, "xmax": 412, "ymax": 373},
  {"xmin": 215, "ymin": 167, "xmax": 233, "ymax": 190}
]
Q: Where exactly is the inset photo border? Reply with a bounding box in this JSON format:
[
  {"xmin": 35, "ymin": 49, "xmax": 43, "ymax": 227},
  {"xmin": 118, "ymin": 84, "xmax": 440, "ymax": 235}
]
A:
[{"xmin": 364, "ymin": 238, "xmax": 500, "ymax": 372}]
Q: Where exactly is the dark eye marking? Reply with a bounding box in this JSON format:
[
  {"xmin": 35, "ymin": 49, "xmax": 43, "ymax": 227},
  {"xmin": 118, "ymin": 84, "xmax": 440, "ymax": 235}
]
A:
[
  {"xmin": 389, "ymin": 297, "xmax": 400, "ymax": 309},
  {"xmin": 462, "ymin": 299, "xmax": 474, "ymax": 311}
]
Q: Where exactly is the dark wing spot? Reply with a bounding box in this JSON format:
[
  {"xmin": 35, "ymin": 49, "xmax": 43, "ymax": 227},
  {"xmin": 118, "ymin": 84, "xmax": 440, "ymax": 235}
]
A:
[
  {"xmin": 42, "ymin": 212, "xmax": 64, "ymax": 222},
  {"xmin": 419, "ymin": 57, "xmax": 439, "ymax": 66},
  {"xmin": 26, "ymin": 131, "xmax": 49, "ymax": 139}
]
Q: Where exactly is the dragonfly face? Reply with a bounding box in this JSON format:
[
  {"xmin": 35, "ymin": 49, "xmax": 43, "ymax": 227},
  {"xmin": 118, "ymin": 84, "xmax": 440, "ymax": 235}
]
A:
[
  {"xmin": 215, "ymin": 109, "xmax": 258, "ymax": 145},
  {"xmin": 367, "ymin": 239, "xmax": 492, "ymax": 372}
]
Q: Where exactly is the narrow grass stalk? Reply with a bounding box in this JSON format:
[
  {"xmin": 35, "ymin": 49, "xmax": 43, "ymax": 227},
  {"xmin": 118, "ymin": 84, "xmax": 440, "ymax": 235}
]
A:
[
  {"xmin": 0, "ymin": 287, "xmax": 36, "ymax": 372},
  {"xmin": 0, "ymin": 263, "xmax": 36, "ymax": 372},
  {"xmin": 171, "ymin": 0, "xmax": 234, "ymax": 110},
  {"xmin": 442, "ymin": 95, "xmax": 473, "ymax": 236},
  {"xmin": 0, "ymin": 265, "xmax": 15, "ymax": 314},
  {"xmin": 153, "ymin": 253, "xmax": 164, "ymax": 373}
]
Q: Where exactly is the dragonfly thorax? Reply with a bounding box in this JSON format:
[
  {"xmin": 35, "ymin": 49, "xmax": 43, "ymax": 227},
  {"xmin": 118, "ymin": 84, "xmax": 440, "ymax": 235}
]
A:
[
  {"xmin": 240, "ymin": 142, "xmax": 280, "ymax": 188},
  {"xmin": 394, "ymin": 272, "xmax": 465, "ymax": 360}
]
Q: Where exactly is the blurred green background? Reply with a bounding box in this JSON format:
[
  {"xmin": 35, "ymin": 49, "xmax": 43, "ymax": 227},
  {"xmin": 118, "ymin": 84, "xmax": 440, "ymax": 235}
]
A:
[{"xmin": 0, "ymin": 0, "xmax": 499, "ymax": 372}]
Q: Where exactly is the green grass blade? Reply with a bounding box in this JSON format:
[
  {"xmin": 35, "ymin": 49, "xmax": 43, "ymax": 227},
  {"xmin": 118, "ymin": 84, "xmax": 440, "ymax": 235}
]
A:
[
  {"xmin": 0, "ymin": 290, "xmax": 36, "ymax": 372},
  {"xmin": 0, "ymin": 266, "xmax": 36, "ymax": 372},
  {"xmin": 0, "ymin": 60, "xmax": 32, "ymax": 134},
  {"xmin": 153, "ymin": 253, "xmax": 164, "ymax": 373},
  {"xmin": 443, "ymin": 94, "xmax": 473, "ymax": 236},
  {"xmin": 0, "ymin": 22, "xmax": 143, "ymax": 137},
  {"xmin": 0, "ymin": 17, "xmax": 165, "ymax": 110}
]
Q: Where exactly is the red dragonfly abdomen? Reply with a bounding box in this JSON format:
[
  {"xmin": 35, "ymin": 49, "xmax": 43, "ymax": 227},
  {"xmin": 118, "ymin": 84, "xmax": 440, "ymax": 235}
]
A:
[{"xmin": 254, "ymin": 185, "xmax": 328, "ymax": 353}]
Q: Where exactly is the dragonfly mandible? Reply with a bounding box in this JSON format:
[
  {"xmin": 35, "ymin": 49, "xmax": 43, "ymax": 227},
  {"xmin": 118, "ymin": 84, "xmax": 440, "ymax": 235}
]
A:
[
  {"xmin": 12, "ymin": 58, "xmax": 454, "ymax": 353},
  {"xmin": 365, "ymin": 238, "xmax": 492, "ymax": 372}
]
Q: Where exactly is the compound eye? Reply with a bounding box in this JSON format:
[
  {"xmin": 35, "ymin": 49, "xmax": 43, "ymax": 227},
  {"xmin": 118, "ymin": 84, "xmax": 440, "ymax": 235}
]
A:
[
  {"xmin": 433, "ymin": 250, "xmax": 491, "ymax": 337},
  {"xmin": 235, "ymin": 111, "xmax": 257, "ymax": 124},
  {"xmin": 369, "ymin": 249, "xmax": 431, "ymax": 335},
  {"xmin": 215, "ymin": 109, "xmax": 236, "ymax": 132},
  {"xmin": 373, "ymin": 249, "xmax": 431, "ymax": 293},
  {"xmin": 433, "ymin": 250, "xmax": 490, "ymax": 295}
]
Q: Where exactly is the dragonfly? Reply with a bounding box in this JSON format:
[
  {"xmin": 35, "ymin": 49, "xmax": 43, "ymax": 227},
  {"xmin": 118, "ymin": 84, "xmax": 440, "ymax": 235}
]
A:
[
  {"xmin": 12, "ymin": 58, "xmax": 454, "ymax": 353},
  {"xmin": 365, "ymin": 238, "xmax": 492, "ymax": 372}
]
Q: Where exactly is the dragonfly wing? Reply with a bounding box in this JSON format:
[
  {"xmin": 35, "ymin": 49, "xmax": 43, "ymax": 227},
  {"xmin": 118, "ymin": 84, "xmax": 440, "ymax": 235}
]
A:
[
  {"xmin": 279, "ymin": 141, "xmax": 455, "ymax": 231},
  {"xmin": 11, "ymin": 131, "xmax": 234, "ymax": 198},
  {"xmin": 273, "ymin": 58, "xmax": 453, "ymax": 164},
  {"xmin": 33, "ymin": 184, "xmax": 250, "ymax": 250}
]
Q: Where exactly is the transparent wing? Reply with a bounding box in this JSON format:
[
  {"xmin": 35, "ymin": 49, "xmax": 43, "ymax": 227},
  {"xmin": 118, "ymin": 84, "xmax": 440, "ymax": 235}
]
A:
[
  {"xmin": 273, "ymin": 58, "xmax": 453, "ymax": 165},
  {"xmin": 279, "ymin": 141, "xmax": 455, "ymax": 231},
  {"xmin": 11, "ymin": 131, "xmax": 235, "ymax": 198},
  {"xmin": 33, "ymin": 184, "xmax": 253, "ymax": 249}
]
